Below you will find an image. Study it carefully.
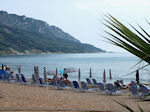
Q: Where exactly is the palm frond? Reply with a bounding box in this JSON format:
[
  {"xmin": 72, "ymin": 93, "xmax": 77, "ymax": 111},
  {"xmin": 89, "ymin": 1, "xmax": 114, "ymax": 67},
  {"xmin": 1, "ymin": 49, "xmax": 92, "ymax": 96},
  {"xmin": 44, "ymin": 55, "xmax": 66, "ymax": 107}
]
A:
[{"xmin": 104, "ymin": 14, "xmax": 150, "ymax": 65}]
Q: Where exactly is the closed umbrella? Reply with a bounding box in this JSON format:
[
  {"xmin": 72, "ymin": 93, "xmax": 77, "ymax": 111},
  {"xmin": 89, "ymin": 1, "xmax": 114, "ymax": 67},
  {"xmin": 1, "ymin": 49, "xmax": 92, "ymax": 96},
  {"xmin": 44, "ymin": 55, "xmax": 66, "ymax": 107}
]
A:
[
  {"xmin": 78, "ymin": 68, "xmax": 80, "ymax": 81},
  {"xmin": 103, "ymin": 69, "xmax": 106, "ymax": 83},
  {"xmin": 109, "ymin": 69, "xmax": 112, "ymax": 80},
  {"xmin": 44, "ymin": 67, "xmax": 47, "ymax": 83},
  {"xmin": 136, "ymin": 70, "xmax": 139, "ymax": 84},
  {"xmin": 89, "ymin": 68, "xmax": 92, "ymax": 78},
  {"xmin": 63, "ymin": 67, "xmax": 77, "ymax": 74}
]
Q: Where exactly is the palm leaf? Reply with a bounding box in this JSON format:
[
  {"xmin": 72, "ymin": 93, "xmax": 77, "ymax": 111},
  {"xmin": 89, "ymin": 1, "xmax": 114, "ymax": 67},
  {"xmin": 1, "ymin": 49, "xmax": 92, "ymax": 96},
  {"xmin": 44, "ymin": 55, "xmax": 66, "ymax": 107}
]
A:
[{"xmin": 104, "ymin": 14, "xmax": 150, "ymax": 66}]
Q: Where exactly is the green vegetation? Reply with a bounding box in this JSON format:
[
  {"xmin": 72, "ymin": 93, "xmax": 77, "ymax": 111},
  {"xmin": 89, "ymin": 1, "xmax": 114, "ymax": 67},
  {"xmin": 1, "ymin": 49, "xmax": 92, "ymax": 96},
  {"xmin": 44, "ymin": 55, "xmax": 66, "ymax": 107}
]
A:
[
  {"xmin": 104, "ymin": 14, "xmax": 150, "ymax": 69},
  {"xmin": 0, "ymin": 11, "xmax": 105, "ymax": 54}
]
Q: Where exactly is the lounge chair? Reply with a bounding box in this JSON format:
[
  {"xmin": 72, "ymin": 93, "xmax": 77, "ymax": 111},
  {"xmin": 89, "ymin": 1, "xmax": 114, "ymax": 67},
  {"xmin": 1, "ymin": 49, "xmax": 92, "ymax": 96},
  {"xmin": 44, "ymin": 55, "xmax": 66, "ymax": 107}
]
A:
[
  {"xmin": 16, "ymin": 74, "xmax": 21, "ymax": 83},
  {"xmin": 31, "ymin": 74, "xmax": 36, "ymax": 85},
  {"xmin": 97, "ymin": 83, "xmax": 108, "ymax": 94},
  {"xmin": 72, "ymin": 81, "xmax": 80, "ymax": 91},
  {"xmin": 80, "ymin": 81, "xmax": 97, "ymax": 92},
  {"xmin": 39, "ymin": 78, "xmax": 45, "ymax": 86},
  {"xmin": 21, "ymin": 74, "xmax": 27, "ymax": 83},
  {"xmin": 140, "ymin": 85, "xmax": 150, "ymax": 96},
  {"xmin": 20, "ymin": 74, "xmax": 31, "ymax": 85},
  {"xmin": 92, "ymin": 78, "xmax": 98, "ymax": 85},
  {"xmin": 131, "ymin": 81, "xmax": 137, "ymax": 87},
  {"xmin": 86, "ymin": 78, "xmax": 93, "ymax": 85},
  {"xmin": 107, "ymin": 83, "xmax": 127, "ymax": 95}
]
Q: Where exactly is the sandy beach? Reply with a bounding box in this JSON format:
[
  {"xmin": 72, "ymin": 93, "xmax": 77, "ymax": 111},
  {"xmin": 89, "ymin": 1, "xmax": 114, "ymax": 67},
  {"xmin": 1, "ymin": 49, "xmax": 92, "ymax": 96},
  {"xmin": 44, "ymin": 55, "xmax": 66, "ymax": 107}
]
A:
[{"xmin": 0, "ymin": 82, "xmax": 150, "ymax": 112}]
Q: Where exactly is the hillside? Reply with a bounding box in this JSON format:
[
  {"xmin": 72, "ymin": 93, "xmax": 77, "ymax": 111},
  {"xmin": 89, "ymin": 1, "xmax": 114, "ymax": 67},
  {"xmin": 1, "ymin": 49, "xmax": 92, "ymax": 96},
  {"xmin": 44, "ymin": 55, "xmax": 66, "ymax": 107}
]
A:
[{"xmin": 0, "ymin": 11, "xmax": 106, "ymax": 54}]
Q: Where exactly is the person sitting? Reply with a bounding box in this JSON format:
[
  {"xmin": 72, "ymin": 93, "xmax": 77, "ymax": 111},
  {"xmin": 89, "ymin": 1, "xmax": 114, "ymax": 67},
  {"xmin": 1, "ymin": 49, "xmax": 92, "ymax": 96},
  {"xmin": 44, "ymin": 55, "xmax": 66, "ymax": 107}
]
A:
[
  {"xmin": 63, "ymin": 73, "xmax": 71, "ymax": 85},
  {"xmin": 114, "ymin": 81, "xmax": 122, "ymax": 89}
]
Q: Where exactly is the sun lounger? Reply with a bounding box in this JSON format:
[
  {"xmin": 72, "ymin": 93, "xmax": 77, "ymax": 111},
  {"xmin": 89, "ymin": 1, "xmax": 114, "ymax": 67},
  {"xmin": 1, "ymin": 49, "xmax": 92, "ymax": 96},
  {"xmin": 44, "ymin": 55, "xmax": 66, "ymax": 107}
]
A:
[
  {"xmin": 16, "ymin": 74, "xmax": 21, "ymax": 83},
  {"xmin": 92, "ymin": 78, "xmax": 98, "ymax": 85},
  {"xmin": 140, "ymin": 85, "xmax": 150, "ymax": 97},
  {"xmin": 106, "ymin": 83, "xmax": 127, "ymax": 95},
  {"xmin": 20, "ymin": 74, "xmax": 31, "ymax": 85},
  {"xmin": 31, "ymin": 74, "xmax": 36, "ymax": 85},
  {"xmin": 72, "ymin": 81, "xmax": 80, "ymax": 91},
  {"xmin": 131, "ymin": 81, "xmax": 137, "ymax": 87},
  {"xmin": 86, "ymin": 78, "xmax": 93, "ymax": 85},
  {"xmin": 97, "ymin": 83, "xmax": 108, "ymax": 94},
  {"xmin": 80, "ymin": 81, "xmax": 97, "ymax": 92}
]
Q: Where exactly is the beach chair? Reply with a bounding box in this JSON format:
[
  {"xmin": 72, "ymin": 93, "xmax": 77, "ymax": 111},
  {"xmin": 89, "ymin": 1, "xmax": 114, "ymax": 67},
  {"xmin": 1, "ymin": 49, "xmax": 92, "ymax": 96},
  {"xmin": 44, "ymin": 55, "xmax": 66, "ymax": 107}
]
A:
[
  {"xmin": 107, "ymin": 83, "xmax": 127, "ymax": 95},
  {"xmin": 49, "ymin": 79, "xmax": 59, "ymax": 88},
  {"xmin": 39, "ymin": 78, "xmax": 44, "ymax": 87},
  {"xmin": 80, "ymin": 81, "xmax": 97, "ymax": 92},
  {"xmin": 131, "ymin": 81, "xmax": 137, "ymax": 87},
  {"xmin": 97, "ymin": 83, "xmax": 108, "ymax": 94},
  {"xmin": 72, "ymin": 81, "xmax": 80, "ymax": 91},
  {"xmin": 31, "ymin": 74, "xmax": 36, "ymax": 85},
  {"xmin": 129, "ymin": 85, "xmax": 139, "ymax": 98},
  {"xmin": 21, "ymin": 74, "xmax": 31, "ymax": 85},
  {"xmin": 86, "ymin": 78, "xmax": 93, "ymax": 86},
  {"xmin": 140, "ymin": 85, "xmax": 150, "ymax": 97},
  {"xmin": 21, "ymin": 74, "xmax": 27, "ymax": 83},
  {"xmin": 92, "ymin": 78, "xmax": 98, "ymax": 86},
  {"xmin": 16, "ymin": 74, "xmax": 21, "ymax": 83}
]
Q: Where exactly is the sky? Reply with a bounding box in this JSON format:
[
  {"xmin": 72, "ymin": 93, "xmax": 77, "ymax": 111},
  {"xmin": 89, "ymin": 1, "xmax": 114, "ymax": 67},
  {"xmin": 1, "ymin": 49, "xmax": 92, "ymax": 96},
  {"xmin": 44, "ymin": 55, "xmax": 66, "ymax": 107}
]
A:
[{"xmin": 0, "ymin": 0, "xmax": 150, "ymax": 52}]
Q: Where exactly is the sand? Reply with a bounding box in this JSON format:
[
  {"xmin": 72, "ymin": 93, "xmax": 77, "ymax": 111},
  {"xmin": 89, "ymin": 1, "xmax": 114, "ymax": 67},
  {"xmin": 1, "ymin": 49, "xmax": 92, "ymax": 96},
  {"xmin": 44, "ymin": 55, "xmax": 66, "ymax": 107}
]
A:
[{"xmin": 0, "ymin": 82, "xmax": 150, "ymax": 112}]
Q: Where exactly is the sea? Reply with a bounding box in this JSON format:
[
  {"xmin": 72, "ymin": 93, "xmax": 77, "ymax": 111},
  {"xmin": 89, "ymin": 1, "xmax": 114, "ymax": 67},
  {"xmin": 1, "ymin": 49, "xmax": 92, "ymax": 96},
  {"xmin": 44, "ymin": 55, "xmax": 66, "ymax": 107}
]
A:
[{"xmin": 0, "ymin": 52, "xmax": 150, "ymax": 84}]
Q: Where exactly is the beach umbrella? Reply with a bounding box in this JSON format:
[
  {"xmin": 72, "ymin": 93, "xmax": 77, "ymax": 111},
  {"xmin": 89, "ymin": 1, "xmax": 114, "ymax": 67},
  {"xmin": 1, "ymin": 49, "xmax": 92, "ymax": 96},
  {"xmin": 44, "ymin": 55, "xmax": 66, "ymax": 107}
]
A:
[
  {"xmin": 63, "ymin": 67, "xmax": 77, "ymax": 74},
  {"xmin": 103, "ymin": 69, "xmax": 106, "ymax": 83},
  {"xmin": 44, "ymin": 67, "xmax": 47, "ymax": 83},
  {"xmin": 89, "ymin": 68, "xmax": 92, "ymax": 78},
  {"xmin": 17, "ymin": 65, "xmax": 21, "ymax": 75},
  {"xmin": 109, "ymin": 69, "xmax": 112, "ymax": 80},
  {"xmin": 56, "ymin": 68, "xmax": 58, "ymax": 77},
  {"xmin": 78, "ymin": 68, "xmax": 80, "ymax": 81},
  {"xmin": 59, "ymin": 69, "xmax": 64, "ymax": 75},
  {"xmin": 35, "ymin": 66, "xmax": 39, "ymax": 83},
  {"xmin": 136, "ymin": 70, "xmax": 139, "ymax": 84}
]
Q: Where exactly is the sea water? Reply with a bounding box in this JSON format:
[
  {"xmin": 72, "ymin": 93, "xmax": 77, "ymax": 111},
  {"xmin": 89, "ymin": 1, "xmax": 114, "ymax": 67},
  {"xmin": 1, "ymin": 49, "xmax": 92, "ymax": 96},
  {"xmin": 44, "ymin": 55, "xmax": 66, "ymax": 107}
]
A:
[{"xmin": 0, "ymin": 52, "xmax": 150, "ymax": 84}]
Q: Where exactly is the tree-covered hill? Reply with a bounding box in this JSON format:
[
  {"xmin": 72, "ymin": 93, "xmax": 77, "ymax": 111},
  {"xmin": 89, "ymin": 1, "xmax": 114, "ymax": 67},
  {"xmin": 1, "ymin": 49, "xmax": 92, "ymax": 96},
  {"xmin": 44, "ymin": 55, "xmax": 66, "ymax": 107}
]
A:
[{"xmin": 0, "ymin": 11, "xmax": 106, "ymax": 54}]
